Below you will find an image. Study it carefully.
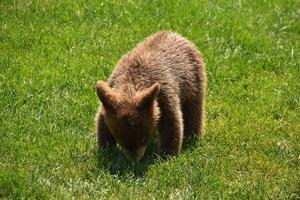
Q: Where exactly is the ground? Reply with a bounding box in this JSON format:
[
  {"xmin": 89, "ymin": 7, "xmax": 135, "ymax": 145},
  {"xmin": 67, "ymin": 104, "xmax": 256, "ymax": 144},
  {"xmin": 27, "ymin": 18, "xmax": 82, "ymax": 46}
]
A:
[{"xmin": 0, "ymin": 0, "xmax": 299, "ymax": 199}]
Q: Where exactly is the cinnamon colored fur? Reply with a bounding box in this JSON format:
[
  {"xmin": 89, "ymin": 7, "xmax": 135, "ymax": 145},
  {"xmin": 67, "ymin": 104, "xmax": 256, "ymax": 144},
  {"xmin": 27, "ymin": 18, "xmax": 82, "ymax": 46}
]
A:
[{"xmin": 95, "ymin": 31, "xmax": 206, "ymax": 160}]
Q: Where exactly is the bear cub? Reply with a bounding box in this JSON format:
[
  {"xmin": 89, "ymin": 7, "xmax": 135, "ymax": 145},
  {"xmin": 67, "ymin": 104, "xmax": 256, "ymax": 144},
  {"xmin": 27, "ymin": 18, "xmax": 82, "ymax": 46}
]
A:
[{"xmin": 95, "ymin": 31, "xmax": 206, "ymax": 161}]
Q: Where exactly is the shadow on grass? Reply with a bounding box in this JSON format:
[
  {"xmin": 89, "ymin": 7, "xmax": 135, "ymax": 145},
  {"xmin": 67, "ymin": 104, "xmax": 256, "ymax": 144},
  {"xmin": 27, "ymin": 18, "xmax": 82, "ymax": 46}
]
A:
[
  {"xmin": 182, "ymin": 135, "xmax": 203, "ymax": 153},
  {"xmin": 95, "ymin": 135, "xmax": 201, "ymax": 178}
]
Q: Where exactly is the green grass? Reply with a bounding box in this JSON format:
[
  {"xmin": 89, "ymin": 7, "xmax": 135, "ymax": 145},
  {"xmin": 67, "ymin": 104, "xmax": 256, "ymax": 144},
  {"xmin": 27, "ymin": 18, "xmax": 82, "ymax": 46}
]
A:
[{"xmin": 1, "ymin": 0, "xmax": 299, "ymax": 199}]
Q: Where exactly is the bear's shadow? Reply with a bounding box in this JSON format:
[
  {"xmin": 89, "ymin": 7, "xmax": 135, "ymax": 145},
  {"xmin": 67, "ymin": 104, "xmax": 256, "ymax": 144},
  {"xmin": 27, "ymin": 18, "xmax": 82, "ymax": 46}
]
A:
[{"xmin": 96, "ymin": 136, "xmax": 201, "ymax": 178}]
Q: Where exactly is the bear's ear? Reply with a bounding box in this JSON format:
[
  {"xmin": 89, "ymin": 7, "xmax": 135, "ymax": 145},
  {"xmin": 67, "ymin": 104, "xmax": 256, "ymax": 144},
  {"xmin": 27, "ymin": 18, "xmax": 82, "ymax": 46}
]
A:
[
  {"xmin": 137, "ymin": 83, "xmax": 160, "ymax": 108},
  {"xmin": 96, "ymin": 81, "xmax": 119, "ymax": 109}
]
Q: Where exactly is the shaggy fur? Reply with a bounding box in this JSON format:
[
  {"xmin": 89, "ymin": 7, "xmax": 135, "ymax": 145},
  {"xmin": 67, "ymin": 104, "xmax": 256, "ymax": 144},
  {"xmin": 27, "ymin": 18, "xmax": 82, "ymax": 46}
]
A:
[{"xmin": 95, "ymin": 31, "xmax": 206, "ymax": 160}]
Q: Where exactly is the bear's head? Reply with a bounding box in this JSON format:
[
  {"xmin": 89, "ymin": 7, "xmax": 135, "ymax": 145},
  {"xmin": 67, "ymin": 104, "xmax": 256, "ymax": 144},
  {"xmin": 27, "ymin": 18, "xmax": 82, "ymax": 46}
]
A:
[{"xmin": 96, "ymin": 81, "xmax": 160, "ymax": 161}]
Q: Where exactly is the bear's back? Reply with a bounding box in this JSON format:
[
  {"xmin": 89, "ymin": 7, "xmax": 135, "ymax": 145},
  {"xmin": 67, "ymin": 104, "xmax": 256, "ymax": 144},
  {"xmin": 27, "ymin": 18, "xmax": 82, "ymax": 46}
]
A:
[{"xmin": 109, "ymin": 31, "xmax": 206, "ymax": 103}]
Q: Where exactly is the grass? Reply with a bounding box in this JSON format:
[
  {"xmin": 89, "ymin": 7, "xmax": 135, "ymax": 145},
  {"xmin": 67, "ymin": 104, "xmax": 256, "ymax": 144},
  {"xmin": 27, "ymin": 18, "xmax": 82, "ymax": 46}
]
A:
[{"xmin": 0, "ymin": 0, "xmax": 299, "ymax": 199}]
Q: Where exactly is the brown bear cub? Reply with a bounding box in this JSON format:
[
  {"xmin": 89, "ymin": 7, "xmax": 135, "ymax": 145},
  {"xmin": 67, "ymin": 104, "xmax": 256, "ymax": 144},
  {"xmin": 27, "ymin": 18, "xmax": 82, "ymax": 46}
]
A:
[{"xmin": 95, "ymin": 31, "xmax": 206, "ymax": 161}]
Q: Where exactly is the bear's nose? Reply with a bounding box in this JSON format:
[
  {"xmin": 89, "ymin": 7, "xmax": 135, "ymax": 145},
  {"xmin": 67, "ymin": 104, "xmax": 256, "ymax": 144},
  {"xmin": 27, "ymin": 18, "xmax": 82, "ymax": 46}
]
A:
[{"xmin": 122, "ymin": 145, "xmax": 146, "ymax": 161}]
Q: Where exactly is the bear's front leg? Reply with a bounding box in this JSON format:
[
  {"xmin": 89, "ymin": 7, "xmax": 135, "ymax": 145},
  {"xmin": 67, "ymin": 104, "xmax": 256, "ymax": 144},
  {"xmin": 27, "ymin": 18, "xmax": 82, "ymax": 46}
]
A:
[
  {"xmin": 96, "ymin": 112, "xmax": 116, "ymax": 148},
  {"xmin": 157, "ymin": 96, "xmax": 183, "ymax": 156}
]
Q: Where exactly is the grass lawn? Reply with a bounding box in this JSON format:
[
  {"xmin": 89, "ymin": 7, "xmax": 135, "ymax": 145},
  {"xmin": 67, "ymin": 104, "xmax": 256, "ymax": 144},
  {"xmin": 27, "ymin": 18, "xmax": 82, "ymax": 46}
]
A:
[{"xmin": 1, "ymin": 0, "xmax": 299, "ymax": 199}]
